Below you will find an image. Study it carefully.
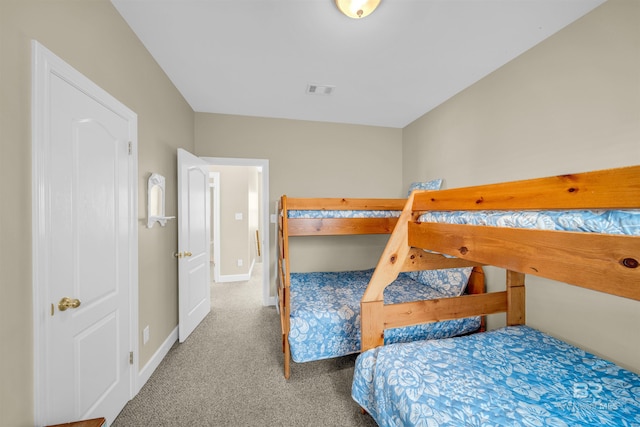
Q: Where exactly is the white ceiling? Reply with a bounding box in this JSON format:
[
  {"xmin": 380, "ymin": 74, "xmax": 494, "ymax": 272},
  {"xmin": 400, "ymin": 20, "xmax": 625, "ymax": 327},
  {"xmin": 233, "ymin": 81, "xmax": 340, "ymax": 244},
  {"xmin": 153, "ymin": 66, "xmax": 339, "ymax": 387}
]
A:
[{"xmin": 111, "ymin": 0, "xmax": 604, "ymax": 128}]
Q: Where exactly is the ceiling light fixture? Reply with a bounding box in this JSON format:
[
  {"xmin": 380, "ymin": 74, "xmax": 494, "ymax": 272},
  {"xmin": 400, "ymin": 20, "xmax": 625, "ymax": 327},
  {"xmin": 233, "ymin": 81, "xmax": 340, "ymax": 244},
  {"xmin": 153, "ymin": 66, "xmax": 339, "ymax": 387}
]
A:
[{"xmin": 335, "ymin": 0, "xmax": 381, "ymax": 19}]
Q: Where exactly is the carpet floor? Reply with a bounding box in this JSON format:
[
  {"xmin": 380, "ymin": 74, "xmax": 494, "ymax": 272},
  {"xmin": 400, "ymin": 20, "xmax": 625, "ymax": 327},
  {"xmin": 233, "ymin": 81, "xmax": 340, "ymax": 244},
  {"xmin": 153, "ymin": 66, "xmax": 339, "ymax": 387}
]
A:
[{"xmin": 112, "ymin": 267, "xmax": 378, "ymax": 427}]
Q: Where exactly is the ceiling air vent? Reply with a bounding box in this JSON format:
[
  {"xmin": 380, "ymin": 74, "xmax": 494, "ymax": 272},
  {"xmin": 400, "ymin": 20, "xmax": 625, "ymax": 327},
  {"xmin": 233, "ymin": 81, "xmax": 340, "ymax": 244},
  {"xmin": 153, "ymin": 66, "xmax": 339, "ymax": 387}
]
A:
[{"xmin": 306, "ymin": 84, "xmax": 335, "ymax": 96}]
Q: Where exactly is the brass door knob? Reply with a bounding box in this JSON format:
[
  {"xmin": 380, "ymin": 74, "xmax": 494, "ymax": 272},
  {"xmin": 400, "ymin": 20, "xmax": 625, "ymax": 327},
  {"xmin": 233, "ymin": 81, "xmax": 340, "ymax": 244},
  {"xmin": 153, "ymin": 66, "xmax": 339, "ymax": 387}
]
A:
[
  {"xmin": 184, "ymin": 251, "xmax": 192, "ymax": 257},
  {"xmin": 58, "ymin": 297, "xmax": 81, "ymax": 311}
]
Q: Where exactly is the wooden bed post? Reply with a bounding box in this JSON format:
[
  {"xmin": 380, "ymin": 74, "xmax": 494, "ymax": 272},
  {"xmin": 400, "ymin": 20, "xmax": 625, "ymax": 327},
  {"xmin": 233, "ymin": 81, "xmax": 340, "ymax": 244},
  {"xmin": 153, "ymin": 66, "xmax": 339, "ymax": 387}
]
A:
[
  {"xmin": 506, "ymin": 270, "xmax": 525, "ymax": 326},
  {"xmin": 278, "ymin": 196, "xmax": 292, "ymax": 379},
  {"xmin": 361, "ymin": 301, "xmax": 385, "ymax": 350},
  {"xmin": 467, "ymin": 266, "xmax": 486, "ymax": 331}
]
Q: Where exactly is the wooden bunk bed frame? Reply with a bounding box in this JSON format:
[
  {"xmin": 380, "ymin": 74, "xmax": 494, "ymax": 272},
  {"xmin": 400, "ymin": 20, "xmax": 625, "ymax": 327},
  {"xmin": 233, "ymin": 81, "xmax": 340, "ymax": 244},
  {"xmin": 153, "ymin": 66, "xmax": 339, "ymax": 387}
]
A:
[
  {"xmin": 277, "ymin": 196, "xmax": 485, "ymax": 379},
  {"xmin": 360, "ymin": 165, "xmax": 640, "ymax": 353}
]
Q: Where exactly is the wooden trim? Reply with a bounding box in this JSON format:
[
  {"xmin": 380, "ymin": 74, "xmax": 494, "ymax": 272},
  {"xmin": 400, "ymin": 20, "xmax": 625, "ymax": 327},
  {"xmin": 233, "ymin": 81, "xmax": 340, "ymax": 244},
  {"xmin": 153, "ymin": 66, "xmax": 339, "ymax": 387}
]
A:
[
  {"xmin": 286, "ymin": 197, "xmax": 406, "ymax": 210},
  {"xmin": 401, "ymin": 248, "xmax": 483, "ymax": 272},
  {"xmin": 466, "ymin": 266, "xmax": 486, "ymax": 296},
  {"xmin": 361, "ymin": 300, "xmax": 385, "ymax": 351},
  {"xmin": 46, "ymin": 419, "xmax": 106, "ymax": 427},
  {"xmin": 467, "ymin": 266, "xmax": 486, "ymax": 331},
  {"xmin": 506, "ymin": 270, "xmax": 526, "ymax": 326},
  {"xmin": 287, "ymin": 217, "xmax": 398, "ymax": 236},
  {"xmin": 382, "ymin": 292, "xmax": 508, "ymax": 330},
  {"xmin": 413, "ymin": 164, "xmax": 640, "ymax": 211}
]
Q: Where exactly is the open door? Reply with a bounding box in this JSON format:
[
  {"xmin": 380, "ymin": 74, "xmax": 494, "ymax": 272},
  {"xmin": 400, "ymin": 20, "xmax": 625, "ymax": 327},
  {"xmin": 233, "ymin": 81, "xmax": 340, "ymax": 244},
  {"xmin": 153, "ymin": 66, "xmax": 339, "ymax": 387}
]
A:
[{"xmin": 177, "ymin": 149, "xmax": 211, "ymax": 342}]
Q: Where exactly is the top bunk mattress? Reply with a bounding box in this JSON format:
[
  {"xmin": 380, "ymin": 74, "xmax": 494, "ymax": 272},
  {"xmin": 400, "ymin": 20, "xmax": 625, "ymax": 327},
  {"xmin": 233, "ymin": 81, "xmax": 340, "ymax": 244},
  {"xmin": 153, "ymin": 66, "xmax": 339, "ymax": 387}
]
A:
[
  {"xmin": 419, "ymin": 209, "xmax": 640, "ymax": 235},
  {"xmin": 352, "ymin": 325, "xmax": 640, "ymax": 427},
  {"xmin": 287, "ymin": 209, "xmax": 401, "ymax": 219}
]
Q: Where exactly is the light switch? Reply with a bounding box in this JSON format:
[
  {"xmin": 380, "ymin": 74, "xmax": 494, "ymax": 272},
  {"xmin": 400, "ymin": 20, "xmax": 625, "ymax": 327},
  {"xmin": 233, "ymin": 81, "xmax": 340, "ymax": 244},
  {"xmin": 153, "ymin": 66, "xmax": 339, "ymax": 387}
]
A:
[{"xmin": 235, "ymin": 212, "xmax": 243, "ymax": 220}]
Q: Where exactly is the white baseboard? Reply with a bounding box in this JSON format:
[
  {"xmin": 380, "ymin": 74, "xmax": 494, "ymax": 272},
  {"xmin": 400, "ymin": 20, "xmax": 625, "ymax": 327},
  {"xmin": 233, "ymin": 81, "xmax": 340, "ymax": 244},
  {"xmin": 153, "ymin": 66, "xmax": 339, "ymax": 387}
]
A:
[
  {"xmin": 217, "ymin": 273, "xmax": 251, "ymax": 282},
  {"xmin": 217, "ymin": 259, "xmax": 255, "ymax": 282},
  {"xmin": 136, "ymin": 326, "xmax": 178, "ymax": 393}
]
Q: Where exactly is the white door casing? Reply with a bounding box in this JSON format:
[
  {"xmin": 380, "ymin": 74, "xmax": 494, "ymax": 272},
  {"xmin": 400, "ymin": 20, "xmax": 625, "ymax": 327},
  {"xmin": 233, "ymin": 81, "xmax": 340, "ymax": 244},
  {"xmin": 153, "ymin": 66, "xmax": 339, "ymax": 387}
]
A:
[
  {"xmin": 32, "ymin": 41, "xmax": 138, "ymax": 426},
  {"xmin": 178, "ymin": 149, "xmax": 211, "ymax": 342},
  {"xmin": 210, "ymin": 171, "xmax": 221, "ymax": 283}
]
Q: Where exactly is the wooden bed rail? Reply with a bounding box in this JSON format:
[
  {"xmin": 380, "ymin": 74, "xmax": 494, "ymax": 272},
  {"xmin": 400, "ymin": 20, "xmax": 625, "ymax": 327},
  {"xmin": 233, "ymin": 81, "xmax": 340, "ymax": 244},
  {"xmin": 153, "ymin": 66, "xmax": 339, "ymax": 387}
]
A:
[
  {"xmin": 361, "ymin": 268, "xmax": 499, "ymax": 351},
  {"xmin": 410, "ymin": 223, "xmax": 640, "ymax": 301},
  {"xmin": 281, "ymin": 195, "xmax": 406, "ymax": 236},
  {"xmin": 412, "ymin": 164, "xmax": 640, "ymax": 211},
  {"xmin": 285, "ymin": 197, "xmax": 407, "ymax": 210},
  {"xmin": 361, "ymin": 165, "xmax": 640, "ymax": 352}
]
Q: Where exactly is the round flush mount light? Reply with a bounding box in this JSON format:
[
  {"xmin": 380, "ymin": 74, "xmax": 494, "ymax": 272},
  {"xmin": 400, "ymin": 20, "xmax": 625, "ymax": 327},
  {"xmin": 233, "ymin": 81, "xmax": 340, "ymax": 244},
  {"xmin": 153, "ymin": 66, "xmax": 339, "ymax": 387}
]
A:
[{"xmin": 335, "ymin": 0, "xmax": 381, "ymax": 19}]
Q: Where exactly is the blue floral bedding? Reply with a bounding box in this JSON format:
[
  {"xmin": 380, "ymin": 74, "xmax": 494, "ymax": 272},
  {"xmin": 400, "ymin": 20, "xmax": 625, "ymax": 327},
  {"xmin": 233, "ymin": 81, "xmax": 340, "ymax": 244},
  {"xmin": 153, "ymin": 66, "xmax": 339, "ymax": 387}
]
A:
[
  {"xmin": 289, "ymin": 269, "xmax": 480, "ymax": 363},
  {"xmin": 287, "ymin": 210, "xmax": 401, "ymax": 219},
  {"xmin": 419, "ymin": 209, "xmax": 640, "ymax": 235},
  {"xmin": 352, "ymin": 325, "xmax": 640, "ymax": 427}
]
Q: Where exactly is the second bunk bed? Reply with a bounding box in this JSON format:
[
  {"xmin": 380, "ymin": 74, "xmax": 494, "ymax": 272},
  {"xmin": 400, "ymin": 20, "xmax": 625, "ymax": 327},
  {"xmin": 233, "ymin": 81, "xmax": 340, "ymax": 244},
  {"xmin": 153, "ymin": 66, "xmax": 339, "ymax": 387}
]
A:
[
  {"xmin": 351, "ymin": 164, "xmax": 640, "ymax": 426},
  {"xmin": 277, "ymin": 180, "xmax": 485, "ymax": 379}
]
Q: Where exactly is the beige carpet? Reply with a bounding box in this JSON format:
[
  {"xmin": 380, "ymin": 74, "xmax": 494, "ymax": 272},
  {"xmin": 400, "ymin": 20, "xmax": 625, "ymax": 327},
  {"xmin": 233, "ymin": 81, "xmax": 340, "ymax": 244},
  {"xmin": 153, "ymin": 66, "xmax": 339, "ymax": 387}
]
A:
[{"xmin": 112, "ymin": 266, "xmax": 377, "ymax": 426}]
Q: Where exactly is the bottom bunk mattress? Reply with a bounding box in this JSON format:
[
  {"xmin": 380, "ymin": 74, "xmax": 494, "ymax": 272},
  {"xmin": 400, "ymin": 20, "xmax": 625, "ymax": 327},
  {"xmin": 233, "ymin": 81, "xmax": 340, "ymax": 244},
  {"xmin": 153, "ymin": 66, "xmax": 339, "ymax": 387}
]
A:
[
  {"xmin": 352, "ymin": 325, "xmax": 640, "ymax": 427},
  {"xmin": 288, "ymin": 268, "xmax": 480, "ymax": 363}
]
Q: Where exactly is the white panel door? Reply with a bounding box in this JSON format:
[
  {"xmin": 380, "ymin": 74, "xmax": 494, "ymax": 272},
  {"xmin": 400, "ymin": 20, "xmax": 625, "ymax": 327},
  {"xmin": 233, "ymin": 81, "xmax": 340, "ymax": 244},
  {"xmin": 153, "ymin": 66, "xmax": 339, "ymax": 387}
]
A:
[
  {"xmin": 178, "ymin": 149, "xmax": 211, "ymax": 342},
  {"xmin": 32, "ymin": 42, "xmax": 137, "ymax": 425}
]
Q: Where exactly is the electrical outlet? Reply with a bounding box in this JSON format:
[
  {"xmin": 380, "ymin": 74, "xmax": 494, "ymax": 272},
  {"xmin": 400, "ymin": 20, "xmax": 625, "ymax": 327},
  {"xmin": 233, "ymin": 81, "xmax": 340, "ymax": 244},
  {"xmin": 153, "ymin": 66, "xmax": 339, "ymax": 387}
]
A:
[
  {"xmin": 237, "ymin": 259, "xmax": 243, "ymax": 267},
  {"xmin": 143, "ymin": 326, "xmax": 150, "ymax": 345}
]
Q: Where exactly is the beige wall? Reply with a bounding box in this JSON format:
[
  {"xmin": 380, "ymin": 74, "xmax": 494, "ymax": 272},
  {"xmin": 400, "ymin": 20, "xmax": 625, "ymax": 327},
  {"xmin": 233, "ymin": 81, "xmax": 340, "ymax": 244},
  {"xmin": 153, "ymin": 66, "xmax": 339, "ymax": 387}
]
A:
[
  {"xmin": 195, "ymin": 114, "xmax": 404, "ymax": 289},
  {"xmin": 210, "ymin": 165, "xmax": 259, "ymax": 276},
  {"xmin": 403, "ymin": 0, "xmax": 640, "ymax": 372},
  {"xmin": 0, "ymin": 1, "xmax": 195, "ymax": 425}
]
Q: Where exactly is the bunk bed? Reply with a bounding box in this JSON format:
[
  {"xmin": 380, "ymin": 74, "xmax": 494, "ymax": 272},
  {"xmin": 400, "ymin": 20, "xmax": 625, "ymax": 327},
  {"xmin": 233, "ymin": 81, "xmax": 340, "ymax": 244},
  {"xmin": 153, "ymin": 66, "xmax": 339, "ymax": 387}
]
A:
[
  {"xmin": 277, "ymin": 180, "xmax": 487, "ymax": 379},
  {"xmin": 350, "ymin": 165, "xmax": 640, "ymax": 426}
]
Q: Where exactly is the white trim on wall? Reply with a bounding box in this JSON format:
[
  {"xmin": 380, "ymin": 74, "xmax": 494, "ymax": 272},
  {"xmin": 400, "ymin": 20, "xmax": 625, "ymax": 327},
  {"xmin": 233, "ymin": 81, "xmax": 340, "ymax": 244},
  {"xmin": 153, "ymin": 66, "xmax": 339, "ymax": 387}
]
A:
[
  {"xmin": 137, "ymin": 326, "xmax": 178, "ymax": 388},
  {"xmin": 209, "ymin": 172, "xmax": 221, "ymax": 282}
]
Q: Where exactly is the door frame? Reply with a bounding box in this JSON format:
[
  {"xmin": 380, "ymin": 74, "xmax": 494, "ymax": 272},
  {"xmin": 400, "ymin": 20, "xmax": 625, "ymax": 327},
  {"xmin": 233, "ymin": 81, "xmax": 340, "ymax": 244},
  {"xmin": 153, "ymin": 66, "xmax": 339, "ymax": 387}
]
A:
[
  {"xmin": 31, "ymin": 40, "xmax": 139, "ymax": 425},
  {"xmin": 209, "ymin": 172, "xmax": 221, "ymax": 282},
  {"xmin": 202, "ymin": 157, "xmax": 273, "ymax": 306}
]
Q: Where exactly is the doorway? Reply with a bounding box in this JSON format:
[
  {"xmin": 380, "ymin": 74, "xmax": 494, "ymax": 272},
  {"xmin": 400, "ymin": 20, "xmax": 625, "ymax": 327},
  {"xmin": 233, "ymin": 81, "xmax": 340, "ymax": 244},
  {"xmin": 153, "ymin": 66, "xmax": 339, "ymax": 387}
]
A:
[{"xmin": 202, "ymin": 157, "xmax": 272, "ymax": 306}]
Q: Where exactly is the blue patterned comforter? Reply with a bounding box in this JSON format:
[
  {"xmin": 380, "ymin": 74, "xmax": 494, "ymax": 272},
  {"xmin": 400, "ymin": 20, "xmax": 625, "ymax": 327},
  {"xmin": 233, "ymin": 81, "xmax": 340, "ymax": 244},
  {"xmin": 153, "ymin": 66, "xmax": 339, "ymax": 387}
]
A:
[
  {"xmin": 289, "ymin": 269, "xmax": 480, "ymax": 363},
  {"xmin": 352, "ymin": 325, "xmax": 640, "ymax": 427},
  {"xmin": 419, "ymin": 210, "xmax": 640, "ymax": 235},
  {"xmin": 288, "ymin": 210, "xmax": 401, "ymax": 219}
]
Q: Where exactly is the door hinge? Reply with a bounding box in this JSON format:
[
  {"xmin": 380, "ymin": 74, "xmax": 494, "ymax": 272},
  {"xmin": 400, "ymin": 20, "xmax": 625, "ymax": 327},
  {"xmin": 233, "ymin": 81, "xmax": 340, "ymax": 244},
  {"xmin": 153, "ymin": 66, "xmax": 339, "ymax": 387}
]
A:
[
  {"xmin": 128, "ymin": 141, "xmax": 132, "ymax": 155},
  {"xmin": 129, "ymin": 351, "xmax": 134, "ymax": 365}
]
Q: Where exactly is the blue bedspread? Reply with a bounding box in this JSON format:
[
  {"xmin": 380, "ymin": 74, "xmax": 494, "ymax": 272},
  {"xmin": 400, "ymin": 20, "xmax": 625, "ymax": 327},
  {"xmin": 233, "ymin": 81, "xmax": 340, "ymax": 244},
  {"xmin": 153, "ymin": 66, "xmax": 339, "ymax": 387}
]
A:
[
  {"xmin": 420, "ymin": 209, "xmax": 640, "ymax": 235},
  {"xmin": 289, "ymin": 269, "xmax": 480, "ymax": 363},
  {"xmin": 288, "ymin": 210, "xmax": 401, "ymax": 219},
  {"xmin": 352, "ymin": 325, "xmax": 640, "ymax": 427}
]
